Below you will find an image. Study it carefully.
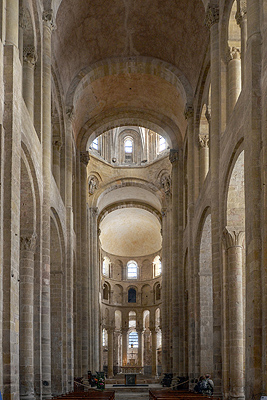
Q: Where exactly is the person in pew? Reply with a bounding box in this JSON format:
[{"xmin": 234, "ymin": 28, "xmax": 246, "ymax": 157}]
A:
[
  {"xmin": 194, "ymin": 376, "xmax": 206, "ymax": 394},
  {"xmin": 205, "ymin": 374, "xmax": 214, "ymax": 395}
]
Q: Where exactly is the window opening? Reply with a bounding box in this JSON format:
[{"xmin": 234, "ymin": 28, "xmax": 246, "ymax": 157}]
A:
[
  {"xmin": 127, "ymin": 261, "xmax": 138, "ymax": 279},
  {"xmin": 153, "ymin": 256, "xmax": 162, "ymax": 277},
  {"xmin": 128, "ymin": 288, "xmax": 136, "ymax": 303},
  {"xmin": 102, "ymin": 329, "xmax": 107, "ymax": 346},
  {"xmin": 128, "ymin": 331, "xmax": 138, "ymax": 348},
  {"xmin": 159, "ymin": 136, "xmax": 167, "ymax": 152},
  {"xmin": 102, "ymin": 257, "xmax": 110, "ymax": 276},
  {"xmin": 92, "ymin": 137, "xmax": 98, "ymax": 150},
  {"xmin": 124, "ymin": 137, "xmax": 133, "ymax": 163}
]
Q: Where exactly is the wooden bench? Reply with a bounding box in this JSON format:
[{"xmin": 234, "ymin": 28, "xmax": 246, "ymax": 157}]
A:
[
  {"xmin": 50, "ymin": 389, "xmax": 115, "ymax": 400},
  {"xmin": 149, "ymin": 389, "xmax": 212, "ymax": 400}
]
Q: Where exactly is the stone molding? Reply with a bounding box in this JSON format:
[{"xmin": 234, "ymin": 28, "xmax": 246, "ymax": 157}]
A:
[
  {"xmin": 199, "ymin": 135, "xmax": 210, "ymax": 148},
  {"xmin": 20, "ymin": 232, "xmax": 37, "ymax": 252},
  {"xmin": 80, "ymin": 151, "xmax": 90, "ymax": 166},
  {"xmin": 205, "ymin": 4, "xmax": 219, "ymax": 28},
  {"xmin": 223, "ymin": 227, "xmax": 245, "ymax": 249}
]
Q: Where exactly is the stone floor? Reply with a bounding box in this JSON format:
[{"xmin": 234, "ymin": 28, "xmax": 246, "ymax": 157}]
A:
[{"xmin": 105, "ymin": 383, "xmax": 162, "ymax": 400}]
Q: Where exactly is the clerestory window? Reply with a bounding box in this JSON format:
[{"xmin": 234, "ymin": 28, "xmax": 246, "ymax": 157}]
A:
[
  {"xmin": 124, "ymin": 137, "xmax": 133, "ymax": 163},
  {"xmin": 127, "ymin": 260, "xmax": 138, "ymax": 279},
  {"xmin": 128, "ymin": 331, "xmax": 138, "ymax": 348}
]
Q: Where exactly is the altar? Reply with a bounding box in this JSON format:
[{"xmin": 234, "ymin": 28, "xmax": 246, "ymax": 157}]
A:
[{"xmin": 124, "ymin": 373, "xmax": 137, "ymax": 385}]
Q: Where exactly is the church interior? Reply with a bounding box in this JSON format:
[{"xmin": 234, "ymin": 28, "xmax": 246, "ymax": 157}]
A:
[{"xmin": 1, "ymin": 0, "xmax": 267, "ymax": 399}]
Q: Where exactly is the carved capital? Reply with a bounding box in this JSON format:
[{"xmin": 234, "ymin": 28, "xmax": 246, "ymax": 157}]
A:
[
  {"xmin": 52, "ymin": 138, "xmax": 63, "ymax": 152},
  {"xmin": 42, "ymin": 9, "xmax": 56, "ymax": 31},
  {"xmin": 66, "ymin": 107, "xmax": 74, "ymax": 122},
  {"xmin": 223, "ymin": 227, "xmax": 245, "ymax": 249},
  {"xmin": 184, "ymin": 104, "xmax": 194, "ymax": 120},
  {"xmin": 169, "ymin": 149, "xmax": 179, "ymax": 163},
  {"xmin": 80, "ymin": 151, "xmax": 90, "ymax": 166},
  {"xmin": 236, "ymin": 1, "xmax": 247, "ymax": 26},
  {"xmin": 91, "ymin": 207, "xmax": 99, "ymax": 217},
  {"xmin": 23, "ymin": 46, "xmax": 37, "ymax": 66},
  {"xmin": 20, "ymin": 232, "xmax": 37, "ymax": 252},
  {"xmin": 199, "ymin": 135, "xmax": 210, "ymax": 149},
  {"xmin": 226, "ymin": 46, "xmax": 241, "ymax": 63},
  {"xmin": 205, "ymin": 4, "xmax": 219, "ymax": 28},
  {"xmin": 88, "ymin": 175, "xmax": 99, "ymax": 195},
  {"xmin": 160, "ymin": 174, "xmax": 171, "ymax": 195},
  {"xmin": 161, "ymin": 208, "xmax": 168, "ymax": 218}
]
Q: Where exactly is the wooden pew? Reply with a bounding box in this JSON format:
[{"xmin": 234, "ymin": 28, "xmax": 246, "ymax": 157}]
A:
[
  {"xmin": 149, "ymin": 389, "xmax": 213, "ymax": 400},
  {"xmin": 49, "ymin": 389, "xmax": 115, "ymax": 400}
]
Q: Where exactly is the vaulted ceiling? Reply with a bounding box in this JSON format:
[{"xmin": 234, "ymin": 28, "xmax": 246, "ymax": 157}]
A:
[{"xmin": 52, "ymin": 0, "xmax": 209, "ymax": 145}]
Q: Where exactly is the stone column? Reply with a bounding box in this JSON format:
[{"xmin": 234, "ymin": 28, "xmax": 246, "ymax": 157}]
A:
[
  {"xmin": 19, "ymin": 7, "xmax": 25, "ymax": 62},
  {"xmin": 2, "ymin": 9, "xmax": 21, "ymax": 398},
  {"xmin": 20, "ymin": 233, "xmax": 37, "ymax": 400},
  {"xmin": 236, "ymin": 1, "xmax": 247, "ymax": 85},
  {"xmin": 137, "ymin": 328, "xmax": 143, "ymax": 367},
  {"xmin": 122, "ymin": 328, "xmax": 128, "ymax": 366},
  {"xmin": 41, "ymin": 10, "xmax": 55, "ymax": 399},
  {"xmin": 169, "ymin": 149, "xmax": 180, "ymax": 376},
  {"xmin": 199, "ymin": 135, "xmax": 209, "ymax": 187},
  {"xmin": 23, "ymin": 46, "xmax": 37, "ymax": 120},
  {"xmin": 223, "ymin": 228, "xmax": 245, "ymax": 400},
  {"xmin": 6, "ymin": 0, "xmax": 19, "ymax": 46},
  {"xmin": 185, "ymin": 104, "xmax": 197, "ymax": 384},
  {"xmin": 161, "ymin": 203, "xmax": 172, "ymax": 374},
  {"xmin": 244, "ymin": 0, "xmax": 262, "ymax": 397},
  {"xmin": 205, "ymin": 3, "xmax": 221, "ymax": 392},
  {"xmin": 65, "ymin": 111, "xmax": 74, "ymax": 391},
  {"xmin": 52, "ymin": 138, "xmax": 62, "ymax": 189},
  {"xmin": 151, "ymin": 328, "xmax": 157, "ymax": 377},
  {"xmin": 108, "ymin": 329, "xmax": 114, "ymax": 378},
  {"xmin": 227, "ymin": 47, "xmax": 242, "ymax": 116},
  {"xmin": 88, "ymin": 205, "xmax": 100, "ymax": 372},
  {"xmin": 80, "ymin": 151, "xmax": 90, "ymax": 377}
]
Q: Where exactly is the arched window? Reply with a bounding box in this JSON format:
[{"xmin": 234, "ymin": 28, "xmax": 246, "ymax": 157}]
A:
[
  {"xmin": 153, "ymin": 256, "xmax": 162, "ymax": 277},
  {"xmin": 128, "ymin": 288, "xmax": 136, "ymax": 303},
  {"xmin": 128, "ymin": 331, "xmax": 138, "ymax": 348},
  {"xmin": 102, "ymin": 256, "xmax": 110, "ymax": 276},
  {"xmin": 159, "ymin": 136, "xmax": 167, "ymax": 152},
  {"xmin": 92, "ymin": 137, "xmax": 99, "ymax": 150},
  {"xmin": 102, "ymin": 328, "xmax": 108, "ymax": 346},
  {"xmin": 124, "ymin": 137, "xmax": 133, "ymax": 163},
  {"xmin": 103, "ymin": 283, "xmax": 109, "ymax": 300},
  {"xmin": 155, "ymin": 283, "xmax": 161, "ymax": 301},
  {"xmin": 127, "ymin": 260, "xmax": 138, "ymax": 279},
  {"xmin": 129, "ymin": 311, "xmax": 136, "ymax": 328}
]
